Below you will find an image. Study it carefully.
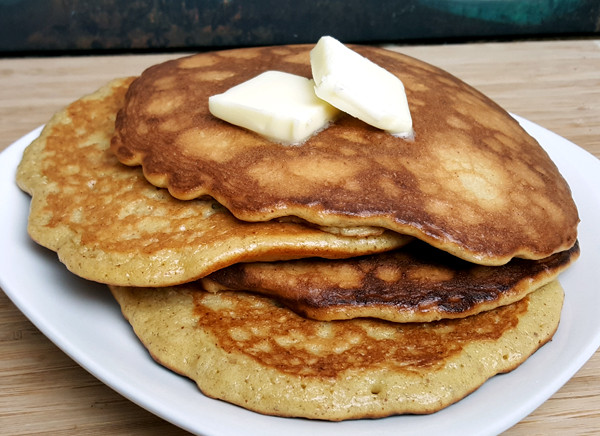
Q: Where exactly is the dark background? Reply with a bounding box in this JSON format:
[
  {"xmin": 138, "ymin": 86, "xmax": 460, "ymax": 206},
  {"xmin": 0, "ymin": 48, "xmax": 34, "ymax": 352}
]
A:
[{"xmin": 1, "ymin": 0, "xmax": 599, "ymax": 55}]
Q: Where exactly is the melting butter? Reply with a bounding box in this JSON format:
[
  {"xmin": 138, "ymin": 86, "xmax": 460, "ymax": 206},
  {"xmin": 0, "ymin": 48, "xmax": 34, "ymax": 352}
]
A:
[
  {"xmin": 208, "ymin": 70, "xmax": 340, "ymax": 145},
  {"xmin": 310, "ymin": 36, "xmax": 413, "ymax": 137}
]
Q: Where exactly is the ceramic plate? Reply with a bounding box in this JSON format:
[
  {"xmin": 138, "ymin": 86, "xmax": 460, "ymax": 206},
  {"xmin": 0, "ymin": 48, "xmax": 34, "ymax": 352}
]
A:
[{"xmin": 1, "ymin": 117, "xmax": 599, "ymax": 435}]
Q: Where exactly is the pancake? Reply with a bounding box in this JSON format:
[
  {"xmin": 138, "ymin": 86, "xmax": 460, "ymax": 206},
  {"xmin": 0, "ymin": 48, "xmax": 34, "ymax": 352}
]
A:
[
  {"xmin": 15, "ymin": 78, "xmax": 410, "ymax": 287},
  {"xmin": 111, "ymin": 44, "xmax": 579, "ymax": 266},
  {"xmin": 110, "ymin": 280, "xmax": 564, "ymax": 420},
  {"xmin": 202, "ymin": 240, "xmax": 579, "ymax": 323}
]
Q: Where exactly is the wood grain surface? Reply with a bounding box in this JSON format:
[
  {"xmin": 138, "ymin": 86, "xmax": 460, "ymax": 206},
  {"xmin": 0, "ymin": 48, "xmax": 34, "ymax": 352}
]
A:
[{"xmin": 1, "ymin": 39, "xmax": 599, "ymax": 435}]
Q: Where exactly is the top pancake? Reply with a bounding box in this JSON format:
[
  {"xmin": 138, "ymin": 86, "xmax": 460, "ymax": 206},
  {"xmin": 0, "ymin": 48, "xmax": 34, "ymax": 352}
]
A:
[
  {"xmin": 15, "ymin": 78, "xmax": 410, "ymax": 287},
  {"xmin": 111, "ymin": 44, "xmax": 579, "ymax": 266}
]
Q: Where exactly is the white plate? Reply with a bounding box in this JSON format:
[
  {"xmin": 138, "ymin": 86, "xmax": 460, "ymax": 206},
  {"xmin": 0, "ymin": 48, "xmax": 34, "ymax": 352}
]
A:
[{"xmin": 1, "ymin": 118, "xmax": 600, "ymax": 436}]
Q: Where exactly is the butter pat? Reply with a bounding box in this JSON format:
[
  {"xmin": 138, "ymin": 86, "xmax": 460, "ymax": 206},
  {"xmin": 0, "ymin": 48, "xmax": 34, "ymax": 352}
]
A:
[
  {"xmin": 208, "ymin": 71, "xmax": 339, "ymax": 144},
  {"xmin": 311, "ymin": 36, "xmax": 413, "ymax": 137}
]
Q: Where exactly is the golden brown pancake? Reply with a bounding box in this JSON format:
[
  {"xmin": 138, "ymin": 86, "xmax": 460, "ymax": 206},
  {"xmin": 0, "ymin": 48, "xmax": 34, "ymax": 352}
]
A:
[
  {"xmin": 202, "ymin": 240, "xmax": 579, "ymax": 323},
  {"xmin": 110, "ymin": 280, "xmax": 564, "ymax": 420},
  {"xmin": 15, "ymin": 78, "xmax": 410, "ymax": 287},
  {"xmin": 111, "ymin": 44, "xmax": 579, "ymax": 266}
]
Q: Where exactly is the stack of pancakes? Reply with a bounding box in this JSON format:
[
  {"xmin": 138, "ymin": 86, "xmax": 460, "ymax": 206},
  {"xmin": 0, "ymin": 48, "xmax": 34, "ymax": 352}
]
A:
[{"xmin": 16, "ymin": 44, "xmax": 579, "ymax": 420}]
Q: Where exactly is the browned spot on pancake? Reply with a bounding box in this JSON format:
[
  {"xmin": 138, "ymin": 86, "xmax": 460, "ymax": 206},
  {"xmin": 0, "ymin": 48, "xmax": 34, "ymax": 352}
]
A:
[
  {"xmin": 425, "ymin": 140, "xmax": 507, "ymax": 214},
  {"xmin": 175, "ymin": 127, "xmax": 236, "ymax": 162},
  {"xmin": 271, "ymin": 48, "xmax": 293, "ymax": 56},
  {"xmin": 284, "ymin": 52, "xmax": 311, "ymax": 64},
  {"xmin": 218, "ymin": 49, "xmax": 260, "ymax": 59},
  {"xmin": 153, "ymin": 76, "xmax": 178, "ymax": 90},
  {"xmin": 159, "ymin": 118, "xmax": 189, "ymax": 133},
  {"xmin": 145, "ymin": 93, "xmax": 185, "ymax": 116},
  {"xmin": 446, "ymin": 115, "xmax": 471, "ymax": 130},
  {"xmin": 109, "ymin": 280, "xmax": 564, "ymax": 419},
  {"xmin": 193, "ymin": 70, "xmax": 236, "ymax": 81},
  {"xmin": 405, "ymin": 264, "xmax": 455, "ymax": 283},
  {"xmin": 373, "ymin": 264, "xmax": 403, "ymax": 282},
  {"xmin": 193, "ymin": 288, "xmax": 527, "ymax": 378},
  {"xmin": 16, "ymin": 78, "xmax": 413, "ymax": 287},
  {"xmin": 336, "ymin": 130, "xmax": 370, "ymax": 145},
  {"xmin": 111, "ymin": 45, "xmax": 578, "ymax": 265},
  {"xmin": 286, "ymin": 156, "xmax": 363, "ymax": 185},
  {"xmin": 204, "ymin": 240, "xmax": 579, "ymax": 322},
  {"xmin": 178, "ymin": 55, "xmax": 219, "ymax": 69},
  {"xmin": 135, "ymin": 121, "xmax": 149, "ymax": 136}
]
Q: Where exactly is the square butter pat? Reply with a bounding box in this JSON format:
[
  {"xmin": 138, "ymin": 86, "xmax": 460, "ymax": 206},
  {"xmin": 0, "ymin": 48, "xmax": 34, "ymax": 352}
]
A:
[
  {"xmin": 208, "ymin": 70, "xmax": 339, "ymax": 144},
  {"xmin": 311, "ymin": 36, "xmax": 413, "ymax": 137}
]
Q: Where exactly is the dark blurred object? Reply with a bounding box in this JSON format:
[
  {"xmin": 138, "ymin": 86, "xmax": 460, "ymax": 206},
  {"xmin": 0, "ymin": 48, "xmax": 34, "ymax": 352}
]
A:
[{"xmin": 1, "ymin": 0, "xmax": 598, "ymax": 54}]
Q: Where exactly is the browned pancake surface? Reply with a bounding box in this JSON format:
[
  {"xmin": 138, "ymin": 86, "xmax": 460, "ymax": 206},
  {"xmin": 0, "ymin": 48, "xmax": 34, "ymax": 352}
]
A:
[
  {"xmin": 203, "ymin": 240, "xmax": 579, "ymax": 322},
  {"xmin": 111, "ymin": 45, "xmax": 579, "ymax": 265},
  {"xmin": 110, "ymin": 280, "xmax": 564, "ymax": 420},
  {"xmin": 15, "ymin": 78, "xmax": 409, "ymax": 287}
]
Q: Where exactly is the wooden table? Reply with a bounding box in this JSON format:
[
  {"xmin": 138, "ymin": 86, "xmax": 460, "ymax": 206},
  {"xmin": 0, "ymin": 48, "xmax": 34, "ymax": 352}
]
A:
[{"xmin": 1, "ymin": 39, "xmax": 599, "ymax": 435}]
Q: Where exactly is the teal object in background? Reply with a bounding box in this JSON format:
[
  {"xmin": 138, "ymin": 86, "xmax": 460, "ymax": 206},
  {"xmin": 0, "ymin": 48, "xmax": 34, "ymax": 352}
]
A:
[
  {"xmin": 0, "ymin": 0, "xmax": 598, "ymax": 54},
  {"xmin": 423, "ymin": 0, "xmax": 583, "ymax": 25}
]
